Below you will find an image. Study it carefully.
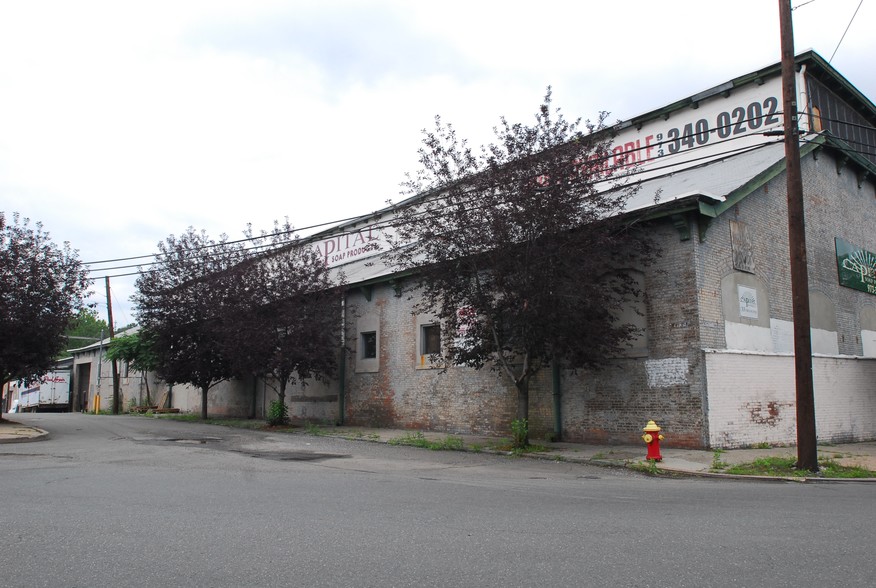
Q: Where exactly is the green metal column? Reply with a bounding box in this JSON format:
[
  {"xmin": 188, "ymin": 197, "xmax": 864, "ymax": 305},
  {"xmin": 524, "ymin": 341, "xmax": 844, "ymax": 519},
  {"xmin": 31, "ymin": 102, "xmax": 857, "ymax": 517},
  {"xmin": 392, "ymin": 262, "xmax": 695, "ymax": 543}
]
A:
[{"xmin": 552, "ymin": 362, "xmax": 562, "ymax": 441}]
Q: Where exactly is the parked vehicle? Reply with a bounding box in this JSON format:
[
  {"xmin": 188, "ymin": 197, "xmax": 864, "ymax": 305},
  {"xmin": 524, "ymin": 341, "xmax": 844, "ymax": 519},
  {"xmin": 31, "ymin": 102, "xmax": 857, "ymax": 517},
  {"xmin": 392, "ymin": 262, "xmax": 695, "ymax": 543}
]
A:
[{"xmin": 19, "ymin": 370, "xmax": 71, "ymax": 412}]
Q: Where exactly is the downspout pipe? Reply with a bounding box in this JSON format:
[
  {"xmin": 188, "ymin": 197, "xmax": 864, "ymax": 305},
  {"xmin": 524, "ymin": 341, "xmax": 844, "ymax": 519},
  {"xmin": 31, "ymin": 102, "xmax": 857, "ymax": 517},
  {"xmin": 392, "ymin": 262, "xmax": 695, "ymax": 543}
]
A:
[
  {"xmin": 337, "ymin": 291, "xmax": 346, "ymax": 425},
  {"xmin": 552, "ymin": 362, "xmax": 562, "ymax": 442}
]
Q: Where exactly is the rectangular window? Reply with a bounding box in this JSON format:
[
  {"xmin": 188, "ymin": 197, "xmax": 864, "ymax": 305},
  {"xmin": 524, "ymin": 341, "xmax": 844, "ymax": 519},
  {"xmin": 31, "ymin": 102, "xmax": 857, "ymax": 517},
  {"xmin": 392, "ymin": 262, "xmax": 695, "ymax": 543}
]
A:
[
  {"xmin": 361, "ymin": 331, "xmax": 377, "ymax": 359},
  {"xmin": 421, "ymin": 324, "xmax": 441, "ymax": 355}
]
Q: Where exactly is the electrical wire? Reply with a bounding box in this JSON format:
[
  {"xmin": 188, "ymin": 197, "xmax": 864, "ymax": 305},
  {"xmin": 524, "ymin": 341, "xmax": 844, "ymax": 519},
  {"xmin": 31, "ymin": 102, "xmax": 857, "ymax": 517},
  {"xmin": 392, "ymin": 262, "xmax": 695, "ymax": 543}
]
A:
[
  {"xmin": 85, "ymin": 114, "xmax": 791, "ymax": 276},
  {"xmin": 829, "ymin": 0, "xmax": 865, "ymax": 63},
  {"xmin": 91, "ymin": 141, "xmax": 786, "ymax": 281},
  {"xmin": 85, "ymin": 109, "xmax": 875, "ymax": 282},
  {"xmin": 89, "ymin": 140, "xmax": 783, "ymax": 282},
  {"xmin": 89, "ymin": 111, "xmax": 781, "ymax": 277}
]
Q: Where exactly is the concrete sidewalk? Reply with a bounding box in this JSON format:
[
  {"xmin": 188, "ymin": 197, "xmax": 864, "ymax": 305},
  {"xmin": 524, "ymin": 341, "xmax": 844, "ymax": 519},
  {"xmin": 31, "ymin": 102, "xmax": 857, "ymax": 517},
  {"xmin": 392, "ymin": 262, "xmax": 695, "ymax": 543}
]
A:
[
  {"xmin": 3, "ymin": 416, "xmax": 875, "ymax": 480},
  {"xmin": 0, "ymin": 418, "xmax": 49, "ymax": 443},
  {"xmin": 324, "ymin": 426, "xmax": 876, "ymax": 481}
]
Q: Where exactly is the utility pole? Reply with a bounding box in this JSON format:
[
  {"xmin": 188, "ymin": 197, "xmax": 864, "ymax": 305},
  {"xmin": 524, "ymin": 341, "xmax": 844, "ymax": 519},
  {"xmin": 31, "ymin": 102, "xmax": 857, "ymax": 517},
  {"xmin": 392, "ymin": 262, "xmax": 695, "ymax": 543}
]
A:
[
  {"xmin": 105, "ymin": 276, "xmax": 121, "ymax": 415},
  {"xmin": 779, "ymin": 0, "xmax": 818, "ymax": 472}
]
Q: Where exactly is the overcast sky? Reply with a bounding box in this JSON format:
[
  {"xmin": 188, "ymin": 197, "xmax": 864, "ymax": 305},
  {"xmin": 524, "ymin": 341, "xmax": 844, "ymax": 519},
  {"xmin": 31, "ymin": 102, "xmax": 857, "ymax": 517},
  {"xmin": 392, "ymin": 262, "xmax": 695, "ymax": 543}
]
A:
[{"xmin": 2, "ymin": 0, "xmax": 874, "ymax": 326}]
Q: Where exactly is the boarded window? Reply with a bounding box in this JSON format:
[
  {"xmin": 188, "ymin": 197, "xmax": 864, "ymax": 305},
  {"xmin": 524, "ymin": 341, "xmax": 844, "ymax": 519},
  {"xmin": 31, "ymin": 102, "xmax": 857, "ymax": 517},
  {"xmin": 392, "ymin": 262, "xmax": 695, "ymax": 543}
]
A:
[
  {"xmin": 421, "ymin": 324, "xmax": 441, "ymax": 355},
  {"xmin": 361, "ymin": 331, "xmax": 377, "ymax": 359}
]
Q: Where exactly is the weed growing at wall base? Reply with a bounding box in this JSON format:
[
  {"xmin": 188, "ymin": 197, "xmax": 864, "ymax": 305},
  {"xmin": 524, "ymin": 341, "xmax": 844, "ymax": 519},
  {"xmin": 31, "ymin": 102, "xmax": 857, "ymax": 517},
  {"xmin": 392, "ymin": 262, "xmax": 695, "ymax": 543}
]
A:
[
  {"xmin": 722, "ymin": 456, "xmax": 875, "ymax": 478},
  {"xmin": 388, "ymin": 432, "xmax": 465, "ymax": 451}
]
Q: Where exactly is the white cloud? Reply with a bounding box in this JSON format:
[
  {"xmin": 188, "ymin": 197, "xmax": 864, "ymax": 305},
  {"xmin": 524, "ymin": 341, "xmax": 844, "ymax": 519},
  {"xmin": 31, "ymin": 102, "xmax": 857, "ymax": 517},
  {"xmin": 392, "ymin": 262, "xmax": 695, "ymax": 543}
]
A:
[{"xmin": 1, "ymin": 0, "xmax": 873, "ymax": 323}]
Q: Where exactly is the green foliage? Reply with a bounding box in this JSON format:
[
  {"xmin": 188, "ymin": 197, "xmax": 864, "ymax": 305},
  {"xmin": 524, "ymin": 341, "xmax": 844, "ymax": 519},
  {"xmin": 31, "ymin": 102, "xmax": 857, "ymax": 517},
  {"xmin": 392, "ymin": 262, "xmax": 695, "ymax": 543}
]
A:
[
  {"xmin": 105, "ymin": 331, "xmax": 158, "ymax": 374},
  {"xmin": 304, "ymin": 422, "xmax": 327, "ymax": 435},
  {"xmin": 387, "ymin": 92, "xmax": 656, "ymax": 430},
  {"xmin": 723, "ymin": 456, "xmax": 875, "ymax": 478},
  {"xmin": 511, "ymin": 419, "xmax": 529, "ymax": 449},
  {"xmin": 0, "ymin": 213, "xmax": 91, "ymax": 388},
  {"xmin": 711, "ymin": 449, "xmax": 728, "ymax": 471},
  {"xmin": 153, "ymin": 414, "xmax": 267, "ymax": 430},
  {"xmin": 64, "ymin": 308, "xmax": 108, "ymax": 351},
  {"xmin": 630, "ymin": 459, "xmax": 660, "ymax": 475},
  {"xmin": 388, "ymin": 431, "xmax": 465, "ymax": 451},
  {"xmin": 267, "ymin": 399, "xmax": 289, "ymax": 426},
  {"xmin": 106, "ymin": 331, "xmax": 159, "ymax": 406},
  {"xmin": 133, "ymin": 228, "xmax": 245, "ymax": 419}
]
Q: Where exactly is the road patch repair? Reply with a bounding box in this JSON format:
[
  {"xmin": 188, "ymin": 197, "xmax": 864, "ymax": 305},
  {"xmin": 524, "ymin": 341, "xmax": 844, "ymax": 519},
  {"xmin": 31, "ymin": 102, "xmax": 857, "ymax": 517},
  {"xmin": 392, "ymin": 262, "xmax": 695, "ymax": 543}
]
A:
[{"xmin": 234, "ymin": 449, "xmax": 349, "ymax": 462}]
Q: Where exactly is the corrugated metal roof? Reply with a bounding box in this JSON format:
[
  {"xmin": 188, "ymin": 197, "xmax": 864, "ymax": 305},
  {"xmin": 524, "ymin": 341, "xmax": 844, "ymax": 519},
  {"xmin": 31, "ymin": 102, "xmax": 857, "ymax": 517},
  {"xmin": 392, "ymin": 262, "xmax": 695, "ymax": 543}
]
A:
[{"xmin": 626, "ymin": 141, "xmax": 788, "ymax": 212}]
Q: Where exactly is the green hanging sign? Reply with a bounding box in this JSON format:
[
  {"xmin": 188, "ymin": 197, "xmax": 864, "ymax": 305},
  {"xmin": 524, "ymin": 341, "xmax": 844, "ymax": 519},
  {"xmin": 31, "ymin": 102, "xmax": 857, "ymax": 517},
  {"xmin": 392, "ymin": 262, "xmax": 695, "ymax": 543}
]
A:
[{"xmin": 836, "ymin": 237, "xmax": 876, "ymax": 295}]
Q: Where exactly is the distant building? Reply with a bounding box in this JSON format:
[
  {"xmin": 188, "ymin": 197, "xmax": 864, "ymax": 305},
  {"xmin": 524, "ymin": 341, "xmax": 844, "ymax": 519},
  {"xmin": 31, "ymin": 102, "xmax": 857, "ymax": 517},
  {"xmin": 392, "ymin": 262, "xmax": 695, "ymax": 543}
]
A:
[{"xmin": 69, "ymin": 329, "xmax": 164, "ymax": 413}]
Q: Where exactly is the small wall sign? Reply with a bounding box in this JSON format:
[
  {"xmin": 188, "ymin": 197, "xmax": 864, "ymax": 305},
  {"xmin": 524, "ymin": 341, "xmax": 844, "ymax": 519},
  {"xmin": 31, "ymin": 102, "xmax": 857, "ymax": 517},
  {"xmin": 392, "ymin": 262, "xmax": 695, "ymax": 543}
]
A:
[
  {"xmin": 836, "ymin": 238, "xmax": 876, "ymax": 296},
  {"xmin": 738, "ymin": 285, "xmax": 759, "ymax": 319}
]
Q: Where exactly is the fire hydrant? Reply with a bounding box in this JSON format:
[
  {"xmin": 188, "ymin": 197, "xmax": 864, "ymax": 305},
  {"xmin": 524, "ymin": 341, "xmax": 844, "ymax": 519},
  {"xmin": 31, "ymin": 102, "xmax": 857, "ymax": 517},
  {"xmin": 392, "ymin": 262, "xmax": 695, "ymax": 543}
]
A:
[{"xmin": 642, "ymin": 420, "xmax": 665, "ymax": 461}]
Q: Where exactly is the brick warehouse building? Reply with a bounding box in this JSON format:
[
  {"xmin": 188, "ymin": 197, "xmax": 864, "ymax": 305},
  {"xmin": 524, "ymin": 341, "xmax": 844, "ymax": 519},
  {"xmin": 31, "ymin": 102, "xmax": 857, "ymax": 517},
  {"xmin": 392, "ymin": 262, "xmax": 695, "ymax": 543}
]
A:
[{"xmin": 166, "ymin": 51, "xmax": 876, "ymax": 449}]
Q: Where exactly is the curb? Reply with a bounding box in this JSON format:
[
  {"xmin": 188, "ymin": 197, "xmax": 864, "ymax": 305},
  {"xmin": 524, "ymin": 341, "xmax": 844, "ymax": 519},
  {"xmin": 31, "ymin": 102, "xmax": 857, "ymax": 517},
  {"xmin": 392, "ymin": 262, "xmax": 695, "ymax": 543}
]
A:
[
  {"xmin": 0, "ymin": 427, "xmax": 50, "ymax": 445},
  {"xmin": 0, "ymin": 423, "xmax": 50, "ymax": 444},
  {"xmin": 651, "ymin": 464, "xmax": 876, "ymax": 483},
  {"xmin": 308, "ymin": 429, "xmax": 876, "ymax": 483}
]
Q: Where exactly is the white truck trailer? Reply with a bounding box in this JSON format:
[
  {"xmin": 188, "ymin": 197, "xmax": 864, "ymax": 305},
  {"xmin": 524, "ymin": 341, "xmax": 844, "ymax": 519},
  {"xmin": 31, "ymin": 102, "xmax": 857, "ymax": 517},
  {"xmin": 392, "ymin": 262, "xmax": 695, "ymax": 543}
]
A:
[{"xmin": 19, "ymin": 370, "xmax": 71, "ymax": 412}]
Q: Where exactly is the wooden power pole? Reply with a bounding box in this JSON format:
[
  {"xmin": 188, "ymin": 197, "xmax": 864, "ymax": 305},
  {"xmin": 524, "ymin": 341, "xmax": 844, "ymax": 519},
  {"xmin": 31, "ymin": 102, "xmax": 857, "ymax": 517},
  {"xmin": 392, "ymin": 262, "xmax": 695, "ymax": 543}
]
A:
[
  {"xmin": 779, "ymin": 0, "xmax": 818, "ymax": 472},
  {"xmin": 105, "ymin": 276, "xmax": 121, "ymax": 415}
]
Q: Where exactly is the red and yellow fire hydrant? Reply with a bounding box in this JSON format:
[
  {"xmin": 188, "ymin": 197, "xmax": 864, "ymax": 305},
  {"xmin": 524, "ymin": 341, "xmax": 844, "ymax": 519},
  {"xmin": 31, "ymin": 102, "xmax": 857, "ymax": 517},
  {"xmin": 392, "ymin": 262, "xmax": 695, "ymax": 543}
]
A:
[{"xmin": 642, "ymin": 420, "xmax": 665, "ymax": 461}]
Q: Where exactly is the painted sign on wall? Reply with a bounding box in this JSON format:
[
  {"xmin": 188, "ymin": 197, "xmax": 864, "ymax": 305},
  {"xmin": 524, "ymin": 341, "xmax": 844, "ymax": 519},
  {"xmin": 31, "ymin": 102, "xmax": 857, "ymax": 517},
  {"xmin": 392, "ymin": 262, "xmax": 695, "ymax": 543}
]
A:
[
  {"xmin": 606, "ymin": 75, "xmax": 789, "ymax": 183},
  {"xmin": 836, "ymin": 237, "xmax": 876, "ymax": 295},
  {"xmin": 738, "ymin": 285, "xmax": 759, "ymax": 319}
]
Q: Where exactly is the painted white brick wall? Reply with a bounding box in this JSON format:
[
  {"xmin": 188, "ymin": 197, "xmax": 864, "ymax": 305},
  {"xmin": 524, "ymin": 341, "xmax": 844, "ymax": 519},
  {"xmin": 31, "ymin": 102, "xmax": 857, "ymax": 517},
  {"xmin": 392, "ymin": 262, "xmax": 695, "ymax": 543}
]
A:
[
  {"xmin": 645, "ymin": 358, "xmax": 689, "ymax": 388},
  {"xmin": 705, "ymin": 350, "xmax": 876, "ymax": 448},
  {"xmin": 863, "ymin": 329, "xmax": 876, "ymax": 358}
]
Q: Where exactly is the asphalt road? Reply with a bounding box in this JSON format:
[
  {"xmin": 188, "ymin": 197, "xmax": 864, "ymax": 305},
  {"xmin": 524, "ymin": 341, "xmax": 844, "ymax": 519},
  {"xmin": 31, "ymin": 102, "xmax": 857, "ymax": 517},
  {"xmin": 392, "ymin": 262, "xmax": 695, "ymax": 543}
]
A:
[{"xmin": 2, "ymin": 413, "xmax": 874, "ymax": 588}]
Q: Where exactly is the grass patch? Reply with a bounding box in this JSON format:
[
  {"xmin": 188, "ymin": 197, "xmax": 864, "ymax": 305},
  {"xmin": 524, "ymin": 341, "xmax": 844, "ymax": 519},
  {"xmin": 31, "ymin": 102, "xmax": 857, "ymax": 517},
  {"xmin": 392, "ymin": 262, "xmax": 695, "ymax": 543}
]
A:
[
  {"xmin": 629, "ymin": 459, "xmax": 660, "ymax": 475},
  {"xmin": 487, "ymin": 441, "xmax": 550, "ymax": 456},
  {"xmin": 711, "ymin": 449, "xmax": 729, "ymax": 471},
  {"xmin": 387, "ymin": 431, "xmax": 466, "ymax": 451},
  {"xmin": 723, "ymin": 456, "xmax": 875, "ymax": 478},
  {"xmin": 303, "ymin": 422, "xmax": 327, "ymax": 436},
  {"xmin": 153, "ymin": 413, "xmax": 272, "ymax": 430}
]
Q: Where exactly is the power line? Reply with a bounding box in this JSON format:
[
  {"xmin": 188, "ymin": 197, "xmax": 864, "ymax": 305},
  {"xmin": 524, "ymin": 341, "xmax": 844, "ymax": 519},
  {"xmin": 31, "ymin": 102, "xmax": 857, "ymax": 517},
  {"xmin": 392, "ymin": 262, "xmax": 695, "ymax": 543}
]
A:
[
  {"xmin": 83, "ymin": 213, "xmax": 373, "ymax": 266},
  {"xmin": 86, "ymin": 117, "xmax": 791, "ymax": 276},
  {"xmin": 88, "ymin": 140, "xmax": 784, "ymax": 282},
  {"xmin": 829, "ymin": 0, "xmax": 865, "ymax": 63},
  {"xmin": 85, "ymin": 112, "xmax": 876, "ymax": 282}
]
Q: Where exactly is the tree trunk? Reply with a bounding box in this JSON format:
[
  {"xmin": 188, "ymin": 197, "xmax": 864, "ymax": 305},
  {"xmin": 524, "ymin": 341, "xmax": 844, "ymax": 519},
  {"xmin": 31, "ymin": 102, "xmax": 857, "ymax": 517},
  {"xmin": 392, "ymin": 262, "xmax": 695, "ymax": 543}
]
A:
[
  {"xmin": 277, "ymin": 377, "xmax": 288, "ymax": 424},
  {"xmin": 277, "ymin": 377, "xmax": 287, "ymax": 405},
  {"xmin": 515, "ymin": 376, "xmax": 530, "ymax": 446},
  {"xmin": 201, "ymin": 385, "xmax": 209, "ymax": 420}
]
